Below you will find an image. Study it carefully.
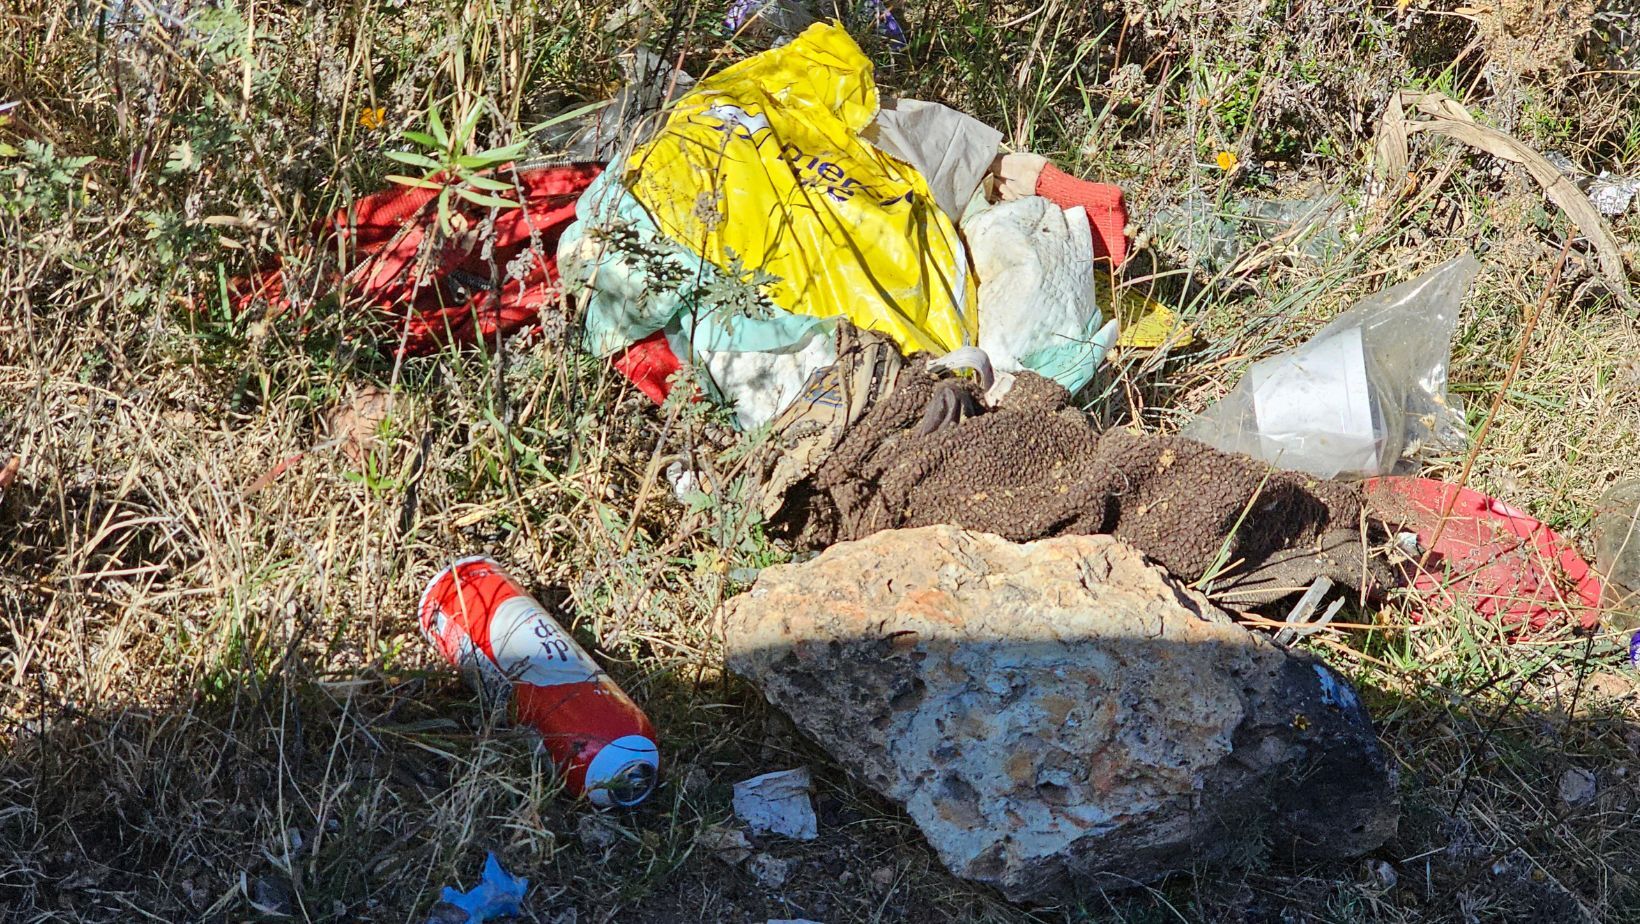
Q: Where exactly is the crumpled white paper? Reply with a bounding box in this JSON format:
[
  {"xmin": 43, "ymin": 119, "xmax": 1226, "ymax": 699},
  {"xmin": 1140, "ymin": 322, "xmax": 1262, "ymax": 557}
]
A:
[
  {"xmin": 732, "ymin": 767, "xmax": 819, "ymax": 841},
  {"xmin": 1589, "ymin": 172, "xmax": 1640, "ymax": 217}
]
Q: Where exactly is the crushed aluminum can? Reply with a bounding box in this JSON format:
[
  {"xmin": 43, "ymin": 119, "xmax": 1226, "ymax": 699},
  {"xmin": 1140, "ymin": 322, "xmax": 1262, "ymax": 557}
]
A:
[{"xmin": 419, "ymin": 557, "xmax": 660, "ymax": 807}]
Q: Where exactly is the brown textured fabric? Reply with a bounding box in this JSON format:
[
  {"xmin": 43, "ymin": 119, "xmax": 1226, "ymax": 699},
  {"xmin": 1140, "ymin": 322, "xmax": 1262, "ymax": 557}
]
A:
[
  {"xmin": 743, "ymin": 324, "xmax": 907, "ymax": 521},
  {"xmin": 769, "ymin": 348, "xmax": 1385, "ymax": 604}
]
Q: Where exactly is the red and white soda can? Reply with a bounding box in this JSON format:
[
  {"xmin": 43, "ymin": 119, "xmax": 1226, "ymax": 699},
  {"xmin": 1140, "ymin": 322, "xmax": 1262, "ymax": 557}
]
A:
[{"xmin": 418, "ymin": 557, "xmax": 659, "ymax": 807}]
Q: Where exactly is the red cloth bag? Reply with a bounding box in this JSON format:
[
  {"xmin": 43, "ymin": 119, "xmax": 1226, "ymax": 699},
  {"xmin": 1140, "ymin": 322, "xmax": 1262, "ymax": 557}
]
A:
[{"xmin": 230, "ymin": 163, "xmax": 604, "ymax": 356}]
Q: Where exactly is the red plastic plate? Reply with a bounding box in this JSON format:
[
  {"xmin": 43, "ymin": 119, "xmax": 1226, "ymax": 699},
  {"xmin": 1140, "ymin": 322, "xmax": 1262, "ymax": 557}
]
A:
[{"xmin": 1363, "ymin": 476, "xmax": 1601, "ymax": 633}]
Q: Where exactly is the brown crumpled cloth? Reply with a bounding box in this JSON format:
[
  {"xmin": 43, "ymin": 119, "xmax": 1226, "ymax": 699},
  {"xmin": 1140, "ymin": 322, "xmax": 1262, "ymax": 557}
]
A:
[{"xmin": 749, "ymin": 325, "xmax": 1386, "ymax": 604}]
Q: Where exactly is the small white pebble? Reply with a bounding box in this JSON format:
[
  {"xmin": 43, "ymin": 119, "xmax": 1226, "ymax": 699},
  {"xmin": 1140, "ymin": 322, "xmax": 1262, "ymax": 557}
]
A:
[{"xmin": 1558, "ymin": 767, "xmax": 1597, "ymax": 806}]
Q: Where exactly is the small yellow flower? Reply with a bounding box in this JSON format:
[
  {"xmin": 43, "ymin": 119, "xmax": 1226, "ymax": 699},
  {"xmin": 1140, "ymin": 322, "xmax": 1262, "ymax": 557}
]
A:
[
  {"xmin": 1197, "ymin": 96, "xmax": 1212, "ymax": 108},
  {"xmin": 1215, "ymin": 150, "xmax": 1239, "ymax": 172},
  {"xmin": 358, "ymin": 107, "xmax": 387, "ymax": 131}
]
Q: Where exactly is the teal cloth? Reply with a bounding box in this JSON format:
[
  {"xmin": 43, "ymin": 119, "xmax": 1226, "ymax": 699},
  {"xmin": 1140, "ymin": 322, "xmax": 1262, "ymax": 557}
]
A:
[
  {"xmin": 557, "ymin": 161, "xmax": 832, "ymax": 360},
  {"xmin": 1020, "ymin": 315, "xmax": 1119, "ymax": 396}
]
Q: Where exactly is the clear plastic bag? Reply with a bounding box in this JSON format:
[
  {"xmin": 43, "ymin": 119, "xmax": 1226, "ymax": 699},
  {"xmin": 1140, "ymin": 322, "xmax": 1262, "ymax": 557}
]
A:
[
  {"xmin": 1594, "ymin": 480, "xmax": 1640, "ymax": 629},
  {"xmin": 1182, "ymin": 253, "xmax": 1480, "ymax": 479},
  {"xmin": 1148, "ymin": 192, "xmax": 1348, "ymax": 273},
  {"xmin": 535, "ymin": 47, "xmax": 694, "ymax": 161}
]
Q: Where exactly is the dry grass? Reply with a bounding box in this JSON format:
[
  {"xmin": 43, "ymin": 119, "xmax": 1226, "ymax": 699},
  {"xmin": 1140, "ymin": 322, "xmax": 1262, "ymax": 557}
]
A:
[{"xmin": 3, "ymin": 0, "xmax": 1639, "ymax": 921}]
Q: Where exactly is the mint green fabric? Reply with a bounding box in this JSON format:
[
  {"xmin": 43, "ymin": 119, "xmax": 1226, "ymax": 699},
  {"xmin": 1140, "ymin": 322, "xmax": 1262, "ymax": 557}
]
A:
[
  {"xmin": 1019, "ymin": 315, "xmax": 1119, "ymax": 396},
  {"xmin": 557, "ymin": 161, "xmax": 831, "ymax": 360}
]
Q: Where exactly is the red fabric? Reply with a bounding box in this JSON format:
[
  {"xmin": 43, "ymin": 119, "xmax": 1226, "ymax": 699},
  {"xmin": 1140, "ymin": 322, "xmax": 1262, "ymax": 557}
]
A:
[
  {"xmin": 1034, "ymin": 164, "xmax": 1129, "ymax": 268},
  {"xmin": 611, "ymin": 331, "xmax": 681, "ymax": 405},
  {"xmin": 230, "ymin": 162, "xmax": 603, "ymax": 356},
  {"xmin": 1364, "ymin": 477, "xmax": 1602, "ymax": 634}
]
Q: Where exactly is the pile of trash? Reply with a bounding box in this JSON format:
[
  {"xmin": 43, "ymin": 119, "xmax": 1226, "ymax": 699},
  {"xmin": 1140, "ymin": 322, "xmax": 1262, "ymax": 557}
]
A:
[
  {"xmin": 557, "ymin": 23, "xmax": 1144, "ymax": 430},
  {"xmin": 542, "ymin": 24, "xmax": 1620, "ymax": 635},
  {"xmin": 229, "ymin": 19, "xmax": 1640, "ymax": 911}
]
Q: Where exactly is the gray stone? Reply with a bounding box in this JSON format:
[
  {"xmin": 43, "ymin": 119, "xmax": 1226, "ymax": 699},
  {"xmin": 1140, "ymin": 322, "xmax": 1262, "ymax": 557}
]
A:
[
  {"xmin": 1558, "ymin": 767, "xmax": 1597, "ymax": 806},
  {"xmin": 696, "ymin": 824, "xmax": 753, "ymax": 866},
  {"xmin": 724, "ymin": 527, "xmax": 1398, "ymax": 903},
  {"xmin": 748, "ymin": 853, "xmax": 794, "ymax": 888},
  {"xmin": 576, "ymin": 813, "xmax": 621, "ymax": 851}
]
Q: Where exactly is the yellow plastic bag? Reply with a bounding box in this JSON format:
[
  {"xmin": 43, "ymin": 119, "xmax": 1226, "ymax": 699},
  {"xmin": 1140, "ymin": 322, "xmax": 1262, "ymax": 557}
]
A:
[
  {"xmin": 625, "ymin": 23, "xmax": 976, "ymax": 355},
  {"xmin": 1096, "ymin": 275, "xmax": 1197, "ymax": 351}
]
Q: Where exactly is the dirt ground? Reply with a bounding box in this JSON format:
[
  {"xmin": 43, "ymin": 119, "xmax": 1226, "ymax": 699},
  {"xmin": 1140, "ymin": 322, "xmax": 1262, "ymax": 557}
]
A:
[{"xmin": 3, "ymin": 0, "xmax": 1640, "ymax": 921}]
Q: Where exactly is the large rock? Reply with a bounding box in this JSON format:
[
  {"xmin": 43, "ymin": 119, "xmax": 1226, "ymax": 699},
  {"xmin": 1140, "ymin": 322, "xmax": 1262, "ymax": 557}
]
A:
[{"xmin": 724, "ymin": 527, "xmax": 1397, "ymax": 903}]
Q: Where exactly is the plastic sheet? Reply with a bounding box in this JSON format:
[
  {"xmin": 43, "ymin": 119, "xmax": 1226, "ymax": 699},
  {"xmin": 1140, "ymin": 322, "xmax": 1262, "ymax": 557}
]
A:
[
  {"xmin": 1148, "ymin": 192, "xmax": 1347, "ymax": 273},
  {"xmin": 1364, "ymin": 476, "xmax": 1601, "ymax": 633},
  {"xmin": 1183, "ymin": 253, "xmax": 1479, "ymax": 478},
  {"xmin": 863, "ymin": 98, "xmax": 1001, "ymax": 222},
  {"xmin": 230, "ymin": 163, "xmax": 602, "ymax": 357},
  {"xmin": 439, "ymin": 852, "xmax": 528, "ymax": 924}
]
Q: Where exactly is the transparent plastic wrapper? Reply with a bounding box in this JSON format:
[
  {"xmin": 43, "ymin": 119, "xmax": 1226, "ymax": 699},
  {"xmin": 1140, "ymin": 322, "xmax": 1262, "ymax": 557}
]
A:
[
  {"xmin": 535, "ymin": 47, "xmax": 695, "ymax": 161},
  {"xmin": 1182, "ymin": 253, "xmax": 1479, "ymax": 479},
  {"xmin": 1149, "ymin": 192, "xmax": 1347, "ymax": 273},
  {"xmin": 1594, "ymin": 480, "xmax": 1640, "ymax": 629},
  {"xmin": 724, "ymin": 0, "xmax": 908, "ymax": 48}
]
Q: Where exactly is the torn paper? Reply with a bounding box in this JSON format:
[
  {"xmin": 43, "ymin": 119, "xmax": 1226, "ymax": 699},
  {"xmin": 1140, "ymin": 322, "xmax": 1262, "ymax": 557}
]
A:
[{"xmin": 732, "ymin": 767, "xmax": 819, "ymax": 841}]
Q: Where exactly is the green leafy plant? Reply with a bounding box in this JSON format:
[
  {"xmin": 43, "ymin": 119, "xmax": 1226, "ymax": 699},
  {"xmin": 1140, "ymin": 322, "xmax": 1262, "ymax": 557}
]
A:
[
  {"xmin": 341, "ymin": 447, "xmax": 403, "ymax": 494},
  {"xmin": 384, "ymin": 101, "xmax": 527, "ymax": 234},
  {"xmin": 1, "ymin": 139, "xmax": 95, "ymax": 220},
  {"xmin": 384, "ymin": 99, "xmax": 605, "ymax": 234}
]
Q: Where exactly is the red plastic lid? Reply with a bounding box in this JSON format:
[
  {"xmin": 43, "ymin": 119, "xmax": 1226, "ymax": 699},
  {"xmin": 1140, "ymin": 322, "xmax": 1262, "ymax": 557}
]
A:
[{"xmin": 1363, "ymin": 476, "xmax": 1601, "ymax": 633}]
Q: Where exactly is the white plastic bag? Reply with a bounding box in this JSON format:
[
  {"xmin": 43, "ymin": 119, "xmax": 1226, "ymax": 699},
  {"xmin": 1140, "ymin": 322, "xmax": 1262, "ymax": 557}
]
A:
[
  {"xmin": 668, "ymin": 321, "xmax": 837, "ymax": 432},
  {"xmin": 1182, "ymin": 253, "xmax": 1479, "ymax": 479},
  {"xmin": 964, "ymin": 196, "xmax": 1116, "ymax": 396}
]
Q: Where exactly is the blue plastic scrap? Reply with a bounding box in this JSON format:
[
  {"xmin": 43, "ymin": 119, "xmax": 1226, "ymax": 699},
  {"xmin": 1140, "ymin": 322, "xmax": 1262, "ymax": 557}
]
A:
[
  {"xmin": 865, "ymin": 0, "xmax": 907, "ymax": 47},
  {"xmin": 440, "ymin": 852, "xmax": 529, "ymax": 924}
]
